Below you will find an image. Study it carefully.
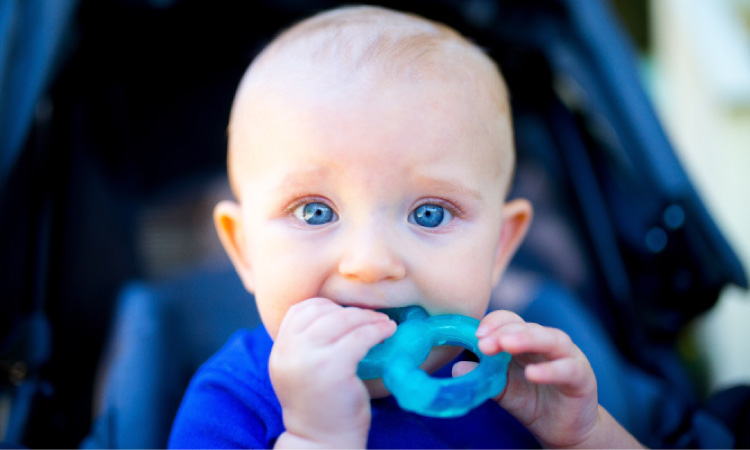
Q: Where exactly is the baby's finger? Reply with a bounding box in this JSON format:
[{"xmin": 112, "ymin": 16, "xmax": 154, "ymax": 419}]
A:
[
  {"xmin": 524, "ymin": 358, "xmax": 594, "ymax": 396},
  {"xmin": 329, "ymin": 318, "xmax": 398, "ymax": 365},
  {"xmin": 277, "ymin": 297, "xmax": 340, "ymax": 336},
  {"xmin": 476, "ymin": 310, "xmax": 525, "ymax": 338},
  {"xmin": 483, "ymin": 323, "xmax": 577, "ymax": 361},
  {"xmin": 451, "ymin": 360, "xmax": 478, "ymax": 378},
  {"xmin": 305, "ymin": 307, "xmax": 394, "ymax": 346}
]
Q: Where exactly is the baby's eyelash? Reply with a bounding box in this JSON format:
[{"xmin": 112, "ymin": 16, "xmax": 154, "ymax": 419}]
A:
[
  {"xmin": 416, "ymin": 198, "xmax": 464, "ymax": 218},
  {"xmin": 282, "ymin": 194, "xmax": 333, "ymax": 215}
]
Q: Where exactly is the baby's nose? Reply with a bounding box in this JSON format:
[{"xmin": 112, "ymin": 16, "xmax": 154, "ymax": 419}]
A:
[{"xmin": 338, "ymin": 227, "xmax": 406, "ymax": 283}]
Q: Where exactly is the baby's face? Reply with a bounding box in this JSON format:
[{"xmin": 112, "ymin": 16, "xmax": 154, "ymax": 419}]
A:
[{"xmin": 229, "ymin": 73, "xmax": 516, "ymax": 376}]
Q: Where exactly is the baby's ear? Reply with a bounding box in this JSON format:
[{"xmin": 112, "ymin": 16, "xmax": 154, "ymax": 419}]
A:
[
  {"xmin": 214, "ymin": 200, "xmax": 255, "ymax": 292},
  {"xmin": 491, "ymin": 199, "xmax": 533, "ymax": 287}
]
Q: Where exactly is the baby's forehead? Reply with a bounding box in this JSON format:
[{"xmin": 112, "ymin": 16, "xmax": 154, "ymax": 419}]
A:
[
  {"xmin": 239, "ymin": 6, "xmax": 508, "ymax": 108},
  {"xmin": 228, "ymin": 6, "xmax": 514, "ymax": 195}
]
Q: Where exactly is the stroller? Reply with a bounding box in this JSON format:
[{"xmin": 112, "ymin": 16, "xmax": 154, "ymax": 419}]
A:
[{"xmin": 1, "ymin": 0, "xmax": 747, "ymax": 447}]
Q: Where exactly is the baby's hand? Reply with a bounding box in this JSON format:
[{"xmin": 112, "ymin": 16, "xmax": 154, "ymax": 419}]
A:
[
  {"xmin": 269, "ymin": 298, "xmax": 396, "ymax": 449},
  {"xmin": 454, "ymin": 311, "xmax": 634, "ymax": 449}
]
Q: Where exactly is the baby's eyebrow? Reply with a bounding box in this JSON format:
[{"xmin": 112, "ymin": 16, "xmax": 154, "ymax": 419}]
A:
[
  {"xmin": 274, "ymin": 167, "xmax": 330, "ymax": 191},
  {"xmin": 413, "ymin": 175, "xmax": 482, "ymax": 201}
]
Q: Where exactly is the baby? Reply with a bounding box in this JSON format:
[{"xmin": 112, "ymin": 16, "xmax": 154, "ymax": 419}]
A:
[{"xmin": 169, "ymin": 6, "xmax": 643, "ymax": 449}]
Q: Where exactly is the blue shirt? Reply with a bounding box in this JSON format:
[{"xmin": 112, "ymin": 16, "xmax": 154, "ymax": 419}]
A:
[{"xmin": 169, "ymin": 326, "xmax": 539, "ymax": 449}]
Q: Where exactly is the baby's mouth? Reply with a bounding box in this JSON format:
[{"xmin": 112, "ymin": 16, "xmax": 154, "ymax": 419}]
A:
[
  {"xmin": 341, "ymin": 304, "xmax": 429, "ymax": 324},
  {"xmin": 376, "ymin": 305, "xmax": 429, "ymax": 324}
]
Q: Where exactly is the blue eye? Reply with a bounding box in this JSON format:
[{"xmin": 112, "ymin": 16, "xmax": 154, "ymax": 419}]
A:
[
  {"xmin": 293, "ymin": 202, "xmax": 337, "ymax": 225},
  {"xmin": 410, "ymin": 204, "xmax": 452, "ymax": 228}
]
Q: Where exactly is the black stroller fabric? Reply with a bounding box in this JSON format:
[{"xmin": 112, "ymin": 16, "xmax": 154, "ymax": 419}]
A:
[
  {"xmin": 1, "ymin": 0, "xmax": 747, "ymax": 448},
  {"xmin": 483, "ymin": 0, "xmax": 748, "ymax": 388}
]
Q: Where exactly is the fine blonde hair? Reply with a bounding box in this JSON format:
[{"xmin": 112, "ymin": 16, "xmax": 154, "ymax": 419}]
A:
[{"xmin": 228, "ymin": 6, "xmax": 513, "ymax": 195}]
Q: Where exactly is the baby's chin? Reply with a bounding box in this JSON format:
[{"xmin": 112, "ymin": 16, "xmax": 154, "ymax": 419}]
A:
[{"xmin": 364, "ymin": 345, "xmax": 465, "ymax": 399}]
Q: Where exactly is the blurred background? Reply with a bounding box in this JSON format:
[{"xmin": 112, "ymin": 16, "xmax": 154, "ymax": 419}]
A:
[
  {"xmin": 1, "ymin": 0, "xmax": 748, "ymax": 447},
  {"xmin": 645, "ymin": 0, "xmax": 750, "ymax": 392}
]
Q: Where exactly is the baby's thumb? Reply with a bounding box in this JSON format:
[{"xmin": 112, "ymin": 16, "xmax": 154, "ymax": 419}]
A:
[{"xmin": 451, "ymin": 360, "xmax": 478, "ymax": 378}]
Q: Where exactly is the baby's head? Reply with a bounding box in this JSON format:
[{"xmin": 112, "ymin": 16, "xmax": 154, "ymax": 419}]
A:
[{"xmin": 216, "ymin": 5, "xmax": 531, "ymax": 344}]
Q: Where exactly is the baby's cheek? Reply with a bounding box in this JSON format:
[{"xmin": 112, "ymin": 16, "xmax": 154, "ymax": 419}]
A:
[
  {"xmin": 255, "ymin": 298, "xmax": 289, "ymax": 340},
  {"xmin": 429, "ymin": 291, "xmax": 491, "ymax": 321},
  {"xmin": 422, "ymin": 261, "xmax": 494, "ymax": 318}
]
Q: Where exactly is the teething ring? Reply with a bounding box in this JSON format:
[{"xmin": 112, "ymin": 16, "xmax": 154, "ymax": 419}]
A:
[{"xmin": 358, "ymin": 307, "xmax": 511, "ymax": 418}]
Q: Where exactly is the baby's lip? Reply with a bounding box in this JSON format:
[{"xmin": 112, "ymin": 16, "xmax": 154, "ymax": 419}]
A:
[
  {"xmin": 338, "ymin": 300, "xmax": 403, "ymax": 311},
  {"xmin": 334, "ymin": 297, "xmax": 419, "ymax": 312},
  {"xmin": 376, "ymin": 305, "xmax": 429, "ymax": 323},
  {"xmin": 321, "ymin": 280, "xmax": 421, "ymax": 311},
  {"xmin": 324, "ymin": 291, "xmax": 406, "ymax": 310},
  {"xmin": 336, "ymin": 300, "xmax": 429, "ymax": 324}
]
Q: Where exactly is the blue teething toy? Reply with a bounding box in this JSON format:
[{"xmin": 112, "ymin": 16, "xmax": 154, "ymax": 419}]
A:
[{"xmin": 357, "ymin": 306, "xmax": 511, "ymax": 418}]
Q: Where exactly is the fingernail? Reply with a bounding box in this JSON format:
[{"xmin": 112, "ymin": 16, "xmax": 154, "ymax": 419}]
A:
[{"xmin": 476, "ymin": 325, "xmax": 489, "ymax": 337}]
